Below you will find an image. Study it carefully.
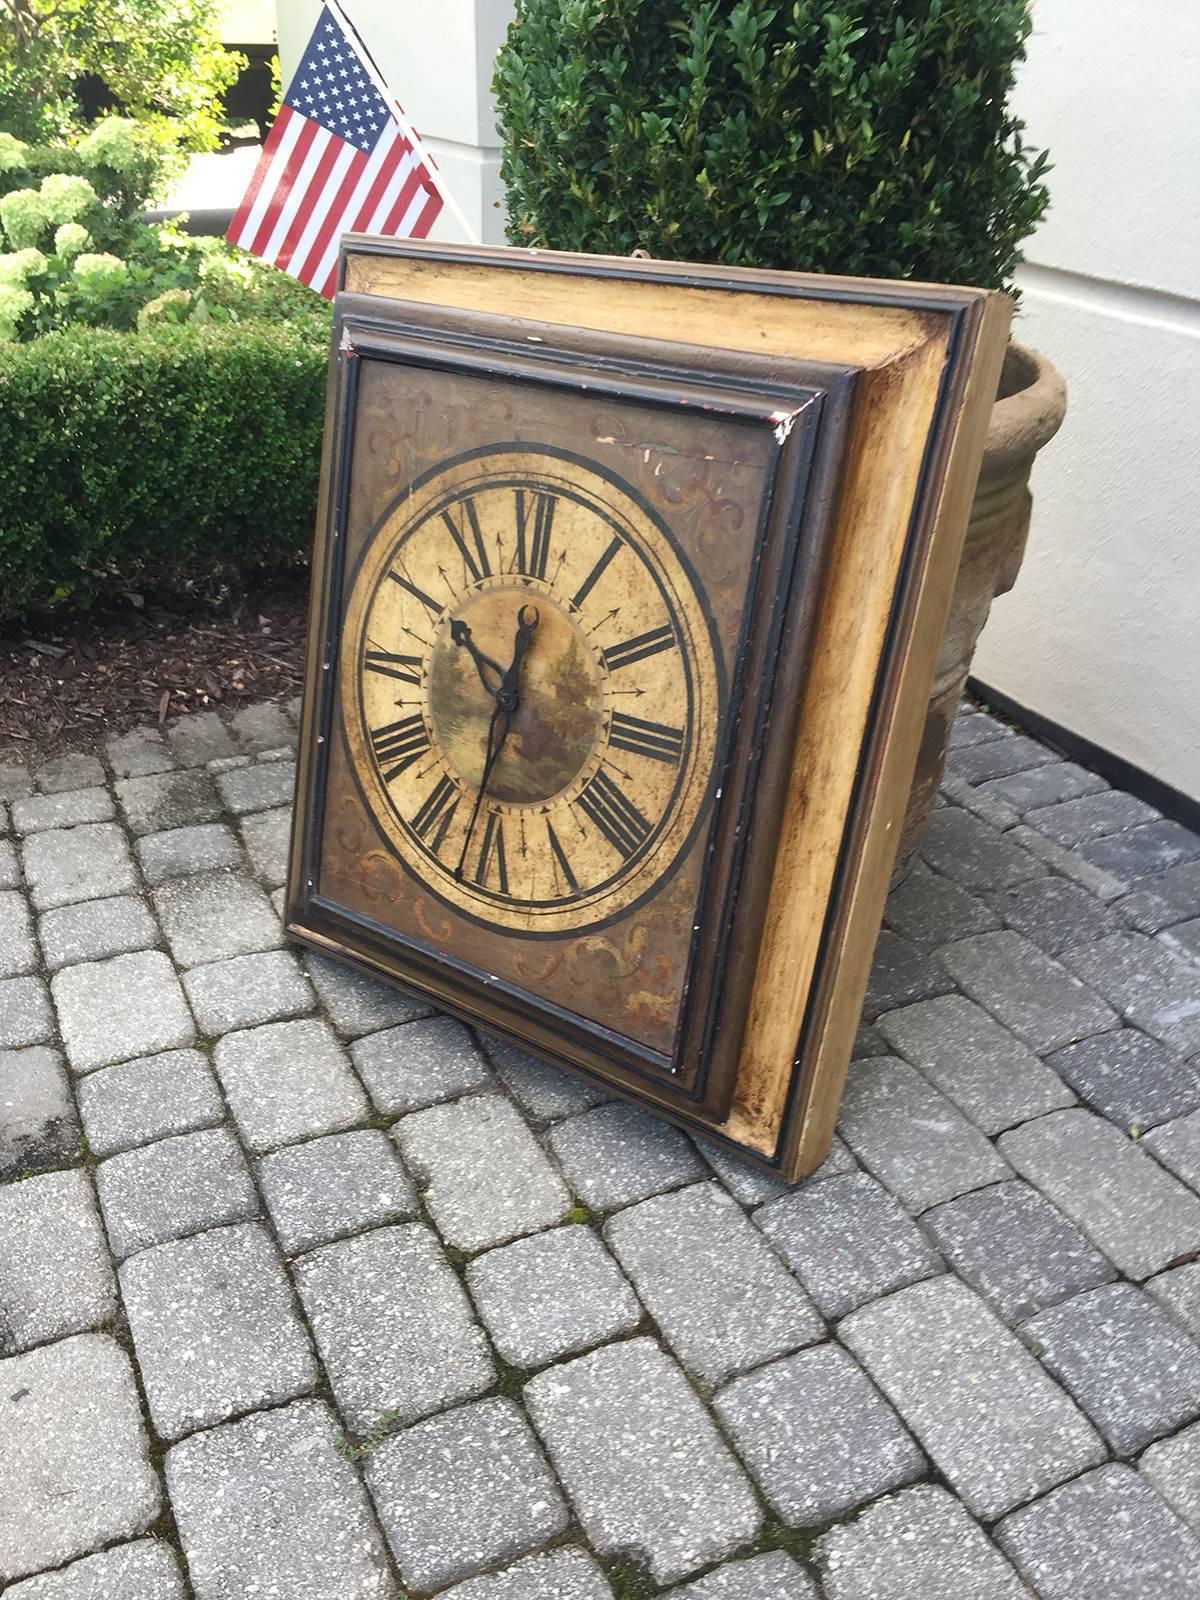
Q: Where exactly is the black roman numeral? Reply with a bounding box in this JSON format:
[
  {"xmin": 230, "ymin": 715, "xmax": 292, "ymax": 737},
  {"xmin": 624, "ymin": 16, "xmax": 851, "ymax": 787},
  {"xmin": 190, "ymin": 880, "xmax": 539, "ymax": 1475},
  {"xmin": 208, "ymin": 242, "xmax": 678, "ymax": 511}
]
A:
[
  {"xmin": 387, "ymin": 570, "xmax": 442, "ymax": 618},
  {"xmin": 364, "ymin": 649, "xmax": 423, "ymax": 686},
  {"xmin": 546, "ymin": 818, "xmax": 580, "ymax": 894},
  {"xmin": 411, "ymin": 774, "xmax": 459, "ymax": 853},
  {"xmin": 370, "ymin": 715, "xmax": 430, "ymax": 782},
  {"xmin": 513, "ymin": 490, "xmax": 555, "ymax": 580},
  {"xmin": 601, "ymin": 623, "xmax": 676, "ymax": 673},
  {"xmin": 609, "ymin": 712, "xmax": 684, "ymax": 765},
  {"xmin": 570, "ymin": 535, "xmax": 620, "ymax": 610},
  {"xmin": 578, "ymin": 770, "xmax": 652, "ymax": 859},
  {"xmin": 441, "ymin": 499, "xmax": 491, "ymax": 582},
  {"xmin": 474, "ymin": 811, "xmax": 509, "ymax": 893}
]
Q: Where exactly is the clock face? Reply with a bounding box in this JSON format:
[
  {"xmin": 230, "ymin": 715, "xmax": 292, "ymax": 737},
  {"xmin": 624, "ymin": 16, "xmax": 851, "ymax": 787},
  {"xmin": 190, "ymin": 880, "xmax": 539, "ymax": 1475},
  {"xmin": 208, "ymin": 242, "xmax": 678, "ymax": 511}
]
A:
[{"xmin": 341, "ymin": 446, "xmax": 722, "ymax": 936}]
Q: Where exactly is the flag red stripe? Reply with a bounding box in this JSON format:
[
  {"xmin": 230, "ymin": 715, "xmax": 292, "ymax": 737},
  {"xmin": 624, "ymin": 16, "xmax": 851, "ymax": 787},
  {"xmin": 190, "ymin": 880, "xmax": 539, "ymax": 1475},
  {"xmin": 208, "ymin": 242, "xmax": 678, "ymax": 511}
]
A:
[
  {"xmin": 273, "ymin": 134, "xmax": 344, "ymax": 273},
  {"xmin": 227, "ymin": 106, "xmax": 294, "ymax": 245},
  {"xmin": 249, "ymin": 116, "xmax": 320, "ymax": 258},
  {"xmin": 410, "ymin": 186, "xmax": 442, "ymax": 240},
  {"xmin": 311, "ymin": 156, "xmax": 439, "ymax": 298},
  {"xmin": 345, "ymin": 139, "xmax": 412, "ymax": 236},
  {"xmin": 379, "ymin": 164, "xmax": 424, "ymax": 236},
  {"xmin": 316, "ymin": 259, "xmax": 339, "ymax": 300},
  {"xmin": 290, "ymin": 144, "xmax": 370, "ymax": 288},
  {"xmin": 297, "ymin": 122, "xmax": 405, "ymax": 297}
]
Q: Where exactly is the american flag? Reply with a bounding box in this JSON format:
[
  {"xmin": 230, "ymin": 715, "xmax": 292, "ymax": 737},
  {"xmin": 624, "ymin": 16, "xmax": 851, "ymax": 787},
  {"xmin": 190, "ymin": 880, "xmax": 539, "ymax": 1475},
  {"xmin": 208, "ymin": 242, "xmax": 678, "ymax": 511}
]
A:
[{"xmin": 227, "ymin": 2, "xmax": 444, "ymax": 298}]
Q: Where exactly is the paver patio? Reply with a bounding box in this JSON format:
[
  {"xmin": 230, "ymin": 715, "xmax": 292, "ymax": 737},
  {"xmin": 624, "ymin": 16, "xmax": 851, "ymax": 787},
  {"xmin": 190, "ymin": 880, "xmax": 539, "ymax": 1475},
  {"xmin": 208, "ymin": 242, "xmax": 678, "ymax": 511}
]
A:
[{"xmin": 3, "ymin": 698, "xmax": 1200, "ymax": 1596}]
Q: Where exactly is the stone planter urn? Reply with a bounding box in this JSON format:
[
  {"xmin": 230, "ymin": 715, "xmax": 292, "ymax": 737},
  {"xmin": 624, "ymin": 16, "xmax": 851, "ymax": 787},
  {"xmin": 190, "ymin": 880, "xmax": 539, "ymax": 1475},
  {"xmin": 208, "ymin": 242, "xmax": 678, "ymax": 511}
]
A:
[{"xmin": 897, "ymin": 341, "xmax": 1068, "ymax": 869}]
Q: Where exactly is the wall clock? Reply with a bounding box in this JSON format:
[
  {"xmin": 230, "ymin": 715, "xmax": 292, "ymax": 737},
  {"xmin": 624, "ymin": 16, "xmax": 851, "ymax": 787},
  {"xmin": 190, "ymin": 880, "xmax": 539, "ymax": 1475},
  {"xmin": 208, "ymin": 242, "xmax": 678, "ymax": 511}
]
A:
[{"xmin": 288, "ymin": 240, "xmax": 1009, "ymax": 1180}]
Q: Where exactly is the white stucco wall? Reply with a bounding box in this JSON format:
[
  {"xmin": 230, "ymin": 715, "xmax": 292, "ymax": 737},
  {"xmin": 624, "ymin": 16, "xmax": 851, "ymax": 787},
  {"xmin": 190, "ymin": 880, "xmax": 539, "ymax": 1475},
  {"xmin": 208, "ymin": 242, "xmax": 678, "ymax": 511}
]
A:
[
  {"xmin": 972, "ymin": 1, "xmax": 1200, "ymax": 799},
  {"xmin": 276, "ymin": 0, "xmax": 512, "ymax": 245}
]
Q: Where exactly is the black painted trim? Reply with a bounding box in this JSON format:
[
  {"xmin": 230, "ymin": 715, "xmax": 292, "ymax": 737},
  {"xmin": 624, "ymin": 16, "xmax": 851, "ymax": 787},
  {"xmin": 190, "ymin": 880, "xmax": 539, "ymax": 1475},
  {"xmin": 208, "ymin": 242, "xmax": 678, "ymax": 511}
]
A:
[{"xmin": 969, "ymin": 677, "xmax": 1200, "ymax": 836}]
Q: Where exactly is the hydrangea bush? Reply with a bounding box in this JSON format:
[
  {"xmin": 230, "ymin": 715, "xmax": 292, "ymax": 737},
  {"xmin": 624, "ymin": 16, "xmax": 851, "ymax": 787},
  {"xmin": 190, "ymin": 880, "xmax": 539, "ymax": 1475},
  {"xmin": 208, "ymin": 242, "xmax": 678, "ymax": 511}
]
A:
[
  {"xmin": 0, "ymin": 120, "xmax": 328, "ymax": 343},
  {"xmin": 0, "ymin": 117, "xmax": 165, "ymax": 248},
  {"xmin": 0, "ymin": 131, "xmax": 30, "ymax": 174}
]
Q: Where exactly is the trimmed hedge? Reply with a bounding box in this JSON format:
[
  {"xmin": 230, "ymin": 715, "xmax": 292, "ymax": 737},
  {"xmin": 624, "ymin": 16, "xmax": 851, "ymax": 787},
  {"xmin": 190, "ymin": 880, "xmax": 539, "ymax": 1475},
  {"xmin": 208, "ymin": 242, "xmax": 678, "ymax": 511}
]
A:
[{"xmin": 0, "ymin": 319, "xmax": 328, "ymax": 616}]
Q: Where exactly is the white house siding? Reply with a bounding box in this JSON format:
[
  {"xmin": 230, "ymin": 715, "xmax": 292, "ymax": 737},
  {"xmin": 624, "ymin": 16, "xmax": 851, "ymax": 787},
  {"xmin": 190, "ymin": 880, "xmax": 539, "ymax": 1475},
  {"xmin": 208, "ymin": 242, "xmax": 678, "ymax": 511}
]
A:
[{"xmin": 973, "ymin": 0, "xmax": 1200, "ymax": 800}]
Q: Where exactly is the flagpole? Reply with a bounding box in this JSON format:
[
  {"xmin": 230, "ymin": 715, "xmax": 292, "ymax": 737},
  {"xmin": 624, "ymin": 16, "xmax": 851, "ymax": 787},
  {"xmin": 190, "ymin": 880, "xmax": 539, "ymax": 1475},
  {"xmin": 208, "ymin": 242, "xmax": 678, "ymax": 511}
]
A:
[{"xmin": 322, "ymin": 0, "xmax": 483, "ymax": 246}]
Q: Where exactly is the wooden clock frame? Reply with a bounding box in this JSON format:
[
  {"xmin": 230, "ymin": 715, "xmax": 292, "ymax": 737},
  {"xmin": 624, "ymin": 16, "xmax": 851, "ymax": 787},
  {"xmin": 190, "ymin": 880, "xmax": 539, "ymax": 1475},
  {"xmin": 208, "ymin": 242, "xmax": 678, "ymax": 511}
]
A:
[{"xmin": 287, "ymin": 238, "xmax": 1010, "ymax": 1182}]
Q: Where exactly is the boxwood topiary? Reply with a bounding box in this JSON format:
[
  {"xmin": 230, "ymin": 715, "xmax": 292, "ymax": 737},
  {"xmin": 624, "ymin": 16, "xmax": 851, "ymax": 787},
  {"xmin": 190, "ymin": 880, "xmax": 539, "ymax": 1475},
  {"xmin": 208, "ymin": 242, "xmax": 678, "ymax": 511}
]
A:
[
  {"xmin": 0, "ymin": 319, "xmax": 329, "ymax": 616},
  {"xmin": 493, "ymin": 0, "xmax": 1049, "ymax": 290}
]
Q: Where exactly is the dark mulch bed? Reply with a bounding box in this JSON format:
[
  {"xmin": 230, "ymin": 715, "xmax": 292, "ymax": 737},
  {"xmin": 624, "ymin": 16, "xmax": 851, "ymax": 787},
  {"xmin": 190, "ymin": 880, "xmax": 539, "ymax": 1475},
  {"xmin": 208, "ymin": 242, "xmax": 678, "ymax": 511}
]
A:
[{"xmin": 0, "ymin": 570, "xmax": 311, "ymax": 762}]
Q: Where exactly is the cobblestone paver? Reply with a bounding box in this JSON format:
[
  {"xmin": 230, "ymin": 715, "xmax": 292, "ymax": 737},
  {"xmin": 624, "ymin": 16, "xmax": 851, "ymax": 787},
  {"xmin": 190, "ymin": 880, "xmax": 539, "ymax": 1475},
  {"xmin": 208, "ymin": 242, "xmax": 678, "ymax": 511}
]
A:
[
  {"xmin": 995, "ymin": 1463, "xmax": 1200, "ymax": 1600},
  {"xmin": 466, "ymin": 1224, "xmax": 641, "ymax": 1368},
  {"xmin": 1021, "ymin": 1282, "xmax": 1200, "ymax": 1453},
  {"xmin": 714, "ymin": 1343, "xmax": 925, "ymax": 1524},
  {"xmin": 0, "ymin": 1045, "xmax": 79, "ymax": 1182},
  {"xmin": 525, "ymin": 1337, "xmax": 761, "ymax": 1584},
  {"xmin": 0, "ymin": 1335, "xmax": 160, "ymax": 1583},
  {"xmin": 3, "ymin": 1540, "xmax": 186, "ymax": 1599},
  {"xmin": 165, "ymin": 1400, "xmax": 394, "ymax": 1600},
  {"xmin": 76, "ymin": 1048, "xmax": 224, "ymax": 1158},
  {"xmin": 293, "ymin": 1223, "xmax": 494, "ymax": 1433},
  {"xmin": 840, "ymin": 1275, "xmax": 1106, "ymax": 1519},
  {"xmin": 0, "ymin": 1169, "xmax": 115, "ymax": 1352},
  {"xmin": 604, "ymin": 1181, "xmax": 822, "ymax": 1384},
  {"xmin": 4, "ymin": 697, "xmax": 1200, "ymax": 1596},
  {"xmin": 815, "ymin": 1484, "xmax": 1026, "ymax": 1600},
  {"xmin": 365, "ymin": 1396, "xmax": 567, "ymax": 1590},
  {"xmin": 120, "ymin": 1222, "xmax": 316, "ymax": 1439},
  {"xmin": 38, "ymin": 893, "xmax": 158, "ymax": 971}
]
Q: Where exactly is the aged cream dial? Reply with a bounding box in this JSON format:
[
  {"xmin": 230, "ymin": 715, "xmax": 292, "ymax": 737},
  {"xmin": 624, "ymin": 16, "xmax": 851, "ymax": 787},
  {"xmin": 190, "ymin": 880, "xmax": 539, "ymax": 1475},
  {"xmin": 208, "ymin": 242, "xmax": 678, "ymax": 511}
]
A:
[{"xmin": 341, "ymin": 446, "xmax": 721, "ymax": 935}]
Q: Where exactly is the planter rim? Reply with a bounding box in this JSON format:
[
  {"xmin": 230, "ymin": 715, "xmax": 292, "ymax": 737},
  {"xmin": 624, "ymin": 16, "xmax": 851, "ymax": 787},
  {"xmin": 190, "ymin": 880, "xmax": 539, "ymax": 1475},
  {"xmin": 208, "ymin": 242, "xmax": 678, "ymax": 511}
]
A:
[{"xmin": 983, "ymin": 340, "xmax": 1067, "ymax": 478}]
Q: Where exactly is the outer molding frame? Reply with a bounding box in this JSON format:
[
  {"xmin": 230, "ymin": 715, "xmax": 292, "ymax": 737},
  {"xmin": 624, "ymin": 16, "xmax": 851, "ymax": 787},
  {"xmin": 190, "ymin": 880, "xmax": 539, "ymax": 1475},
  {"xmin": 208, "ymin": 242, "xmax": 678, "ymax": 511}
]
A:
[{"xmin": 290, "ymin": 239, "xmax": 1009, "ymax": 1180}]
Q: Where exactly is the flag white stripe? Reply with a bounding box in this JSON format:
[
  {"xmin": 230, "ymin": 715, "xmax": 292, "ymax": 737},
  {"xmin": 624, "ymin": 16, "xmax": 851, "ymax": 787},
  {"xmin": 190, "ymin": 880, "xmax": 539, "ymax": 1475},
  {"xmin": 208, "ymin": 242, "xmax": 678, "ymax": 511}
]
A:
[
  {"xmin": 229, "ymin": 108, "xmax": 305, "ymax": 251},
  {"xmin": 261, "ymin": 125, "xmax": 333, "ymax": 264},
  {"xmin": 282, "ymin": 140, "xmax": 359, "ymax": 278},
  {"xmin": 303, "ymin": 122, "xmax": 405, "ymax": 295},
  {"xmin": 360, "ymin": 147, "xmax": 418, "ymax": 236},
  {"xmin": 392, "ymin": 183, "xmax": 429, "ymax": 240}
]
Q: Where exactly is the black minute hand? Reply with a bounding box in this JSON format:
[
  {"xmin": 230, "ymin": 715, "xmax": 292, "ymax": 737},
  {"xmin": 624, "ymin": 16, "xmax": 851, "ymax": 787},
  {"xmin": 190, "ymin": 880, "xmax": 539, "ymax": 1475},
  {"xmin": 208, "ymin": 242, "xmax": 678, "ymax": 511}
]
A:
[
  {"xmin": 452, "ymin": 605, "xmax": 539, "ymax": 882},
  {"xmin": 450, "ymin": 620, "xmax": 505, "ymax": 699}
]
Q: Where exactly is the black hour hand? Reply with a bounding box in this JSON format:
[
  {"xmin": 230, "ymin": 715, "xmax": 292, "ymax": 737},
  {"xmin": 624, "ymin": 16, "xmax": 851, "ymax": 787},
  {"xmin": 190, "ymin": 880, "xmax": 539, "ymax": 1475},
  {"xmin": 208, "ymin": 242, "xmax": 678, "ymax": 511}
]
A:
[
  {"xmin": 496, "ymin": 604, "xmax": 539, "ymax": 711},
  {"xmin": 450, "ymin": 619, "xmax": 505, "ymax": 699}
]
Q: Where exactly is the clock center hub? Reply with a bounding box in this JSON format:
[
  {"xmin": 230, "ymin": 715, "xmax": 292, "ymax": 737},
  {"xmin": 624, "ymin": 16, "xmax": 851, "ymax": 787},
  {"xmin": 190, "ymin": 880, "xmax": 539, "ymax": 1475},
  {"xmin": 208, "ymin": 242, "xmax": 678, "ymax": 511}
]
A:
[{"xmin": 428, "ymin": 583, "xmax": 604, "ymax": 807}]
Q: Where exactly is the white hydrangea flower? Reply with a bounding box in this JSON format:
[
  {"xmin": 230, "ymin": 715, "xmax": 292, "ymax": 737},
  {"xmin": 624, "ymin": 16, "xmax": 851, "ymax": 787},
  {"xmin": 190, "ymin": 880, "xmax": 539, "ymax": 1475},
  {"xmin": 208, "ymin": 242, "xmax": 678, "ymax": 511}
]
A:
[
  {"xmin": 39, "ymin": 172, "xmax": 99, "ymax": 224},
  {"xmin": 0, "ymin": 280, "xmax": 34, "ymax": 339},
  {"xmin": 136, "ymin": 287, "xmax": 193, "ymax": 330},
  {"xmin": 0, "ymin": 247, "xmax": 48, "ymax": 285},
  {"xmin": 54, "ymin": 222, "xmax": 91, "ymax": 261},
  {"xmin": 77, "ymin": 117, "xmax": 141, "ymax": 174},
  {"xmin": 0, "ymin": 132, "xmax": 29, "ymax": 175},
  {"xmin": 0, "ymin": 187, "xmax": 50, "ymax": 251},
  {"xmin": 72, "ymin": 251, "xmax": 126, "ymax": 279}
]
